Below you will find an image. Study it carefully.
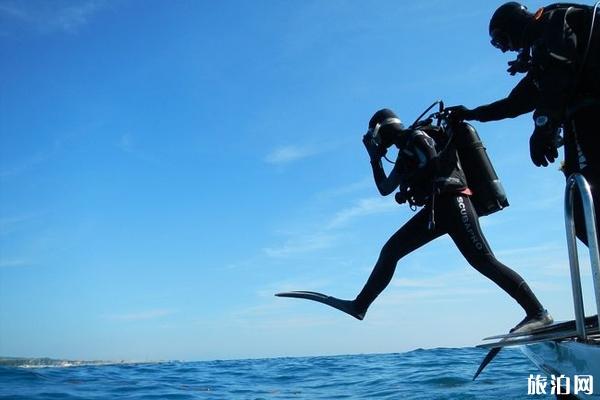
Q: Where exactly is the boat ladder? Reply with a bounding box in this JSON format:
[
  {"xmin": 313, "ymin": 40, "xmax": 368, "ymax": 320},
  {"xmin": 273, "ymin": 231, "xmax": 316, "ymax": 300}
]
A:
[{"xmin": 564, "ymin": 173, "xmax": 600, "ymax": 340}]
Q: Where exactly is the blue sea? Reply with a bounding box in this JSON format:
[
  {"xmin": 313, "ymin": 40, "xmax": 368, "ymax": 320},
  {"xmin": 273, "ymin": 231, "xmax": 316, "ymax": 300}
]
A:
[{"xmin": 0, "ymin": 347, "xmax": 547, "ymax": 399}]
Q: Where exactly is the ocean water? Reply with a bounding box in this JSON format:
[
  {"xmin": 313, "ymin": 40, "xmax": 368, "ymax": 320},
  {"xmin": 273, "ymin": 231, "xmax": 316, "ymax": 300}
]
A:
[{"xmin": 0, "ymin": 347, "xmax": 544, "ymax": 400}]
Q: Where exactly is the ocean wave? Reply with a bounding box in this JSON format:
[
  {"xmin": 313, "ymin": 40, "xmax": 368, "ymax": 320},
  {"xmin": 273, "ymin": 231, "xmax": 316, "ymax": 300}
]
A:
[{"xmin": 0, "ymin": 348, "xmax": 542, "ymax": 399}]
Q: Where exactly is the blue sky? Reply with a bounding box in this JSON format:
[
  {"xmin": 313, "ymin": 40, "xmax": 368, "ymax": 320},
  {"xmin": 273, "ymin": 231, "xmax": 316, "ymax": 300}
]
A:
[{"xmin": 1, "ymin": 0, "xmax": 597, "ymax": 362}]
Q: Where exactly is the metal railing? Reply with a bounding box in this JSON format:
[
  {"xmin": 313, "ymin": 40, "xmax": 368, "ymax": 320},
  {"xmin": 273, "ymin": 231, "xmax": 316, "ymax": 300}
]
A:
[{"xmin": 564, "ymin": 173, "xmax": 600, "ymax": 340}]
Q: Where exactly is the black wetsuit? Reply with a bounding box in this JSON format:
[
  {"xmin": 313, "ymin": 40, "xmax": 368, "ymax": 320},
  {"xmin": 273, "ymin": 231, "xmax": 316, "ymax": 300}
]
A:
[
  {"xmin": 354, "ymin": 126, "xmax": 544, "ymax": 317},
  {"xmin": 468, "ymin": 4, "xmax": 600, "ymax": 245}
]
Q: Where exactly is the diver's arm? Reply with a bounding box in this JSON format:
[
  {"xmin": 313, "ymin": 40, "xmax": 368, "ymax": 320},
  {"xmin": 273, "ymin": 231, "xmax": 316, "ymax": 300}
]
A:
[
  {"xmin": 363, "ymin": 133, "xmax": 402, "ymax": 196},
  {"xmin": 404, "ymin": 130, "xmax": 438, "ymax": 183},
  {"xmin": 469, "ymin": 74, "xmax": 538, "ymax": 122},
  {"xmin": 379, "ymin": 129, "xmax": 437, "ymax": 197},
  {"xmin": 370, "ymin": 159, "xmax": 402, "ymax": 196}
]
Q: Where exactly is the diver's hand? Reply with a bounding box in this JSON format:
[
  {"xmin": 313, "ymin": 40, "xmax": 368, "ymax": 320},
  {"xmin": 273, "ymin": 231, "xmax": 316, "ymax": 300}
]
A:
[
  {"xmin": 529, "ymin": 125, "xmax": 558, "ymax": 167},
  {"xmin": 445, "ymin": 105, "xmax": 475, "ymax": 121},
  {"xmin": 507, "ymin": 50, "xmax": 531, "ymax": 76},
  {"xmin": 363, "ymin": 134, "xmax": 386, "ymax": 161},
  {"xmin": 507, "ymin": 59, "xmax": 527, "ymax": 75},
  {"xmin": 394, "ymin": 191, "xmax": 407, "ymax": 205}
]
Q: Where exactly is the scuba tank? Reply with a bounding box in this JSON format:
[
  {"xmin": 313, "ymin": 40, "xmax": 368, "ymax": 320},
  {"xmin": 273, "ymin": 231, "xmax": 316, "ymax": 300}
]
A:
[
  {"xmin": 404, "ymin": 101, "xmax": 510, "ymax": 217},
  {"xmin": 452, "ymin": 122, "xmax": 510, "ymax": 216}
]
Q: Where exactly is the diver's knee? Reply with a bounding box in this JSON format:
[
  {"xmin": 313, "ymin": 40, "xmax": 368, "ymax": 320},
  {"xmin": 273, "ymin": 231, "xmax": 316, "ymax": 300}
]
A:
[
  {"xmin": 379, "ymin": 242, "xmax": 402, "ymax": 264},
  {"xmin": 465, "ymin": 254, "xmax": 492, "ymax": 272}
]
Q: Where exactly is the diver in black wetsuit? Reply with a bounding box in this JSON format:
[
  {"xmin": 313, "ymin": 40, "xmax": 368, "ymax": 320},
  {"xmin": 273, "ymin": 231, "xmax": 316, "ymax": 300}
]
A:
[
  {"xmin": 278, "ymin": 108, "xmax": 552, "ymax": 332},
  {"xmin": 448, "ymin": 2, "xmax": 600, "ymax": 246}
]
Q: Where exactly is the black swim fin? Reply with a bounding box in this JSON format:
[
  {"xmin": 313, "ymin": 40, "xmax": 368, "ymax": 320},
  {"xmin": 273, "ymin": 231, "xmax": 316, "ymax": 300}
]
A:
[
  {"xmin": 473, "ymin": 347, "xmax": 502, "ymax": 381},
  {"xmin": 474, "ymin": 317, "xmax": 597, "ymax": 380},
  {"xmin": 483, "ymin": 314, "xmax": 599, "ymax": 341},
  {"xmin": 275, "ymin": 291, "xmax": 364, "ymax": 320},
  {"xmin": 474, "ymin": 311, "xmax": 557, "ymax": 380}
]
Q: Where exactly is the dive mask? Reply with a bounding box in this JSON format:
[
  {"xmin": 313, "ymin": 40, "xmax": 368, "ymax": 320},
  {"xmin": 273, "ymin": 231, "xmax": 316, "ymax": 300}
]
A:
[
  {"xmin": 490, "ymin": 29, "xmax": 512, "ymax": 52},
  {"xmin": 368, "ymin": 117, "xmax": 404, "ymax": 146}
]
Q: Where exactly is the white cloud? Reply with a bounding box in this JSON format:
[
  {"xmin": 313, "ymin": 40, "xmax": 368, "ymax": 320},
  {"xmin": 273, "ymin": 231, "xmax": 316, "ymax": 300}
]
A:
[
  {"xmin": 0, "ymin": 0, "xmax": 106, "ymax": 35},
  {"xmin": 0, "ymin": 258, "xmax": 30, "ymax": 268},
  {"xmin": 117, "ymin": 133, "xmax": 134, "ymax": 153},
  {"xmin": 51, "ymin": 1, "xmax": 103, "ymax": 33},
  {"xmin": 264, "ymin": 145, "xmax": 317, "ymax": 165},
  {"xmin": 263, "ymin": 232, "xmax": 338, "ymax": 258},
  {"xmin": 263, "ymin": 196, "xmax": 398, "ymax": 258},
  {"xmin": 393, "ymin": 277, "xmax": 446, "ymax": 289},
  {"xmin": 495, "ymin": 243, "xmax": 565, "ymax": 258},
  {"xmin": 0, "ymin": 2, "xmax": 28, "ymax": 20},
  {"xmin": 0, "ymin": 152, "xmax": 52, "ymax": 180},
  {"xmin": 115, "ymin": 133, "xmax": 160, "ymax": 164},
  {"xmin": 0, "ymin": 212, "xmax": 43, "ymax": 236},
  {"xmin": 327, "ymin": 197, "xmax": 396, "ymax": 228},
  {"xmin": 380, "ymin": 286, "xmax": 493, "ymax": 305},
  {"xmin": 314, "ymin": 177, "xmax": 372, "ymax": 201}
]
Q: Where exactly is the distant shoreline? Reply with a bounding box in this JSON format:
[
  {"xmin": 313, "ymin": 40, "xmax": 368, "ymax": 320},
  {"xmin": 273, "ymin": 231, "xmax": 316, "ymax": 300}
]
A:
[{"xmin": 0, "ymin": 357, "xmax": 134, "ymax": 368}]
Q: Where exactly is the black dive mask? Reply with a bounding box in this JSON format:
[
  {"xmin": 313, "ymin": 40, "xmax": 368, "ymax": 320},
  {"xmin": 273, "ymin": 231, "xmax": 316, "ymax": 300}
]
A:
[
  {"xmin": 367, "ymin": 117, "xmax": 404, "ymax": 147},
  {"xmin": 490, "ymin": 29, "xmax": 513, "ymax": 52}
]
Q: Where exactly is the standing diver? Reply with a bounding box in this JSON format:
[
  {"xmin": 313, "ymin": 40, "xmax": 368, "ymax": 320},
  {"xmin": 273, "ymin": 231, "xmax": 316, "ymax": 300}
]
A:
[
  {"xmin": 448, "ymin": 1, "xmax": 600, "ymax": 247},
  {"xmin": 277, "ymin": 108, "xmax": 552, "ymax": 333}
]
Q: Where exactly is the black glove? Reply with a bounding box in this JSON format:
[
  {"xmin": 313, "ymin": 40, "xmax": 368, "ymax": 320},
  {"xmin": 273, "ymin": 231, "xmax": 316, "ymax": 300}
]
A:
[
  {"xmin": 529, "ymin": 123, "xmax": 559, "ymax": 167},
  {"xmin": 507, "ymin": 49, "xmax": 531, "ymax": 76},
  {"xmin": 395, "ymin": 191, "xmax": 407, "ymax": 205},
  {"xmin": 363, "ymin": 134, "xmax": 386, "ymax": 162},
  {"xmin": 445, "ymin": 105, "xmax": 475, "ymax": 121}
]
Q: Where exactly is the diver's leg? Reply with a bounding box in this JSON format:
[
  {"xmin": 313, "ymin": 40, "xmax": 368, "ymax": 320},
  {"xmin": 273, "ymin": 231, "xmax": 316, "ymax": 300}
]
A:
[
  {"xmin": 572, "ymin": 167, "xmax": 600, "ymax": 246},
  {"xmin": 567, "ymin": 107, "xmax": 600, "ymax": 246},
  {"xmin": 353, "ymin": 208, "xmax": 444, "ymax": 318},
  {"xmin": 444, "ymin": 194, "xmax": 545, "ymax": 317}
]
